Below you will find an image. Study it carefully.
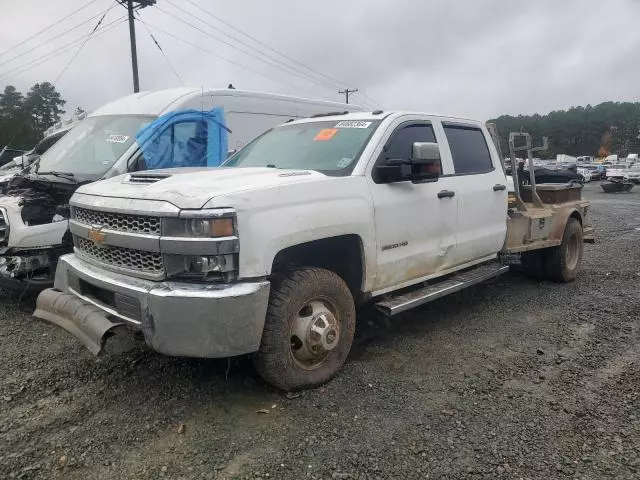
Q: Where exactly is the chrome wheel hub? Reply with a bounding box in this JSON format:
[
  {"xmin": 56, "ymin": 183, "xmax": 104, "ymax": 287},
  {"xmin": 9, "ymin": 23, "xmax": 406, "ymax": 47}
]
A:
[{"xmin": 290, "ymin": 299, "xmax": 340, "ymax": 369}]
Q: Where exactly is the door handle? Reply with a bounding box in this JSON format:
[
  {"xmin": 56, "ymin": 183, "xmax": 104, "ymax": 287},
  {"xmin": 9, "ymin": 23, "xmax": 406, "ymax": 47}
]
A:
[
  {"xmin": 437, "ymin": 190, "xmax": 455, "ymax": 199},
  {"xmin": 493, "ymin": 184, "xmax": 507, "ymax": 191}
]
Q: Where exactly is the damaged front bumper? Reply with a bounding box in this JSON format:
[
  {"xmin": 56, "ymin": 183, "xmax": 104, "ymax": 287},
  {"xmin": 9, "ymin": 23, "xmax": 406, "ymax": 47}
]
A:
[{"xmin": 34, "ymin": 254, "xmax": 271, "ymax": 358}]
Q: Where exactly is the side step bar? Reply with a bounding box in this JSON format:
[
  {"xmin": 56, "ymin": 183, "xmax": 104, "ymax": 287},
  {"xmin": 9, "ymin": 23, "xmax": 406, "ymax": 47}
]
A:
[{"xmin": 375, "ymin": 262, "xmax": 509, "ymax": 316}]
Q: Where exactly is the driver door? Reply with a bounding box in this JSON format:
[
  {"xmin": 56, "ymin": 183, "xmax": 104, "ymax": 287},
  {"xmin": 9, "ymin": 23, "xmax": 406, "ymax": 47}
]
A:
[{"xmin": 366, "ymin": 118, "xmax": 458, "ymax": 293}]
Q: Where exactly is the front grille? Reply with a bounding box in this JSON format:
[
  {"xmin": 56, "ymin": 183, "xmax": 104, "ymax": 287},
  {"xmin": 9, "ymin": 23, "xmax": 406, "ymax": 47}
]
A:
[
  {"xmin": 73, "ymin": 207, "xmax": 161, "ymax": 235},
  {"xmin": 75, "ymin": 236, "xmax": 164, "ymax": 275}
]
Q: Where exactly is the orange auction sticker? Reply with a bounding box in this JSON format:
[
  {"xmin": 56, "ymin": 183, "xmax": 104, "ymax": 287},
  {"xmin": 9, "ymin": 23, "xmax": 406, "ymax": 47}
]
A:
[{"xmin": 314, "ymin": 128, "xmax": 338, "ymax": 141}]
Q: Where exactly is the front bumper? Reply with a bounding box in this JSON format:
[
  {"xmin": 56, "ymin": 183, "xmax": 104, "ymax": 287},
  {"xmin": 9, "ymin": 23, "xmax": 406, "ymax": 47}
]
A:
[{"xmin": 34, "ymin": 254, "xmax": 271, "ymax": 358}]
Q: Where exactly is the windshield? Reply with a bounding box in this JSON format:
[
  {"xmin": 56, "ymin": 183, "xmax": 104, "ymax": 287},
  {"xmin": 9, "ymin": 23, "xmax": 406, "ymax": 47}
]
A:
[
  {"xmin": 33, "ymin": 115, "xmax": 155, "ymax": 179},
  {"xmin": 34, "ymin": 130, "xmax": 67, "ymax": 155},
  {"xmin": 224, "ymin": 119, "xmax": 381, "ymax": 175}
]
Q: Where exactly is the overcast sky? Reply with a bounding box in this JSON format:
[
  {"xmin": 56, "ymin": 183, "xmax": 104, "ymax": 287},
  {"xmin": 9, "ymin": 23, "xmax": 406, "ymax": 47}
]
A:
[{"xmin": 1, "ymin": 0, "xmax": 639, "ymax": 120}]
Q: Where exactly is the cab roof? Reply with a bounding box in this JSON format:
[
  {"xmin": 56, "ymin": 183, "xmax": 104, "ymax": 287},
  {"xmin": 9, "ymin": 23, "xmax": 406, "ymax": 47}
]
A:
[{"xmin": 288, "ymin": 111, "xmax": 483, "ymax": 126}]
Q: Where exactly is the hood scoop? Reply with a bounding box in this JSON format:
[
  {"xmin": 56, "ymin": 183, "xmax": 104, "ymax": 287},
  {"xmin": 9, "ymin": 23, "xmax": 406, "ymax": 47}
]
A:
[{"xmin": 125, "ymin": 172, "xmax": 173, "ymax": 184}]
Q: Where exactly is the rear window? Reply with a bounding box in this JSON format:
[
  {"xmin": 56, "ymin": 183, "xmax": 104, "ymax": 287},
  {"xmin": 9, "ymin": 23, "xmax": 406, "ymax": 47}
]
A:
[{"xmin": 444, "ymin": 125, "xmax": 494, "ymax": 175}]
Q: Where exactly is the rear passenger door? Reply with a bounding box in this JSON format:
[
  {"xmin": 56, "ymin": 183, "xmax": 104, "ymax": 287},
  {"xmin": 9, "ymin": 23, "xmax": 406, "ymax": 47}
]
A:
[{"xmin": 442, "ymin": 123, "xmax": 507, "ymax": 264}]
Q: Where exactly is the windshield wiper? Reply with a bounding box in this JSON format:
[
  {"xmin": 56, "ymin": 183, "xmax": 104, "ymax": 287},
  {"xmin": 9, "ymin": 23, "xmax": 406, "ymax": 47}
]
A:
[{"xmin": 36, "ymin": 171, "xmax": 77, "ymax": 181}]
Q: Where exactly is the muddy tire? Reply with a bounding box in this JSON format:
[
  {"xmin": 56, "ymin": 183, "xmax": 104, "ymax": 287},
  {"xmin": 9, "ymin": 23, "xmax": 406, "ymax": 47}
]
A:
[
  {"xmin": 253, "ymin": 267, "xmax": 356, "ymax": 391},
  {"xmin": 520, "ymin": 250, "xmax": 547, "ymax": 280},
  {"xmin": 544, "ymin": 218, "xmax": 583, "ymax": 283}
]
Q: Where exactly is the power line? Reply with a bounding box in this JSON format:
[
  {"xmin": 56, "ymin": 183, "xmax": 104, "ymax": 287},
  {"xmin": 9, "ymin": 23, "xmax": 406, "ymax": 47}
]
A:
[
  {"xmin": 0, "ymin": 8, "xmax": 113, "ymax": 70},
  {"xmin": 135, "ymin": 14, "xmax": 184, "ymax": 86},
  {"xmin": 154, "ymin": 4, "xmax": 336, "ymax": 94},
  {"xmin": 359, "ymin": 91, "xmax": 384, "ymax": 109},
  {"xmin": 141, "ymin": 21, "xmax": 318, "ymax": 95},
  {"xmin": 0, "ymin": 0, "xmax": 104, "ymax": 58},
  {"xmin": 54, "ymin": 2, "xmax": 118, "ymax": 84},
  {"xmin": 0, "ymin": 17, "xmax": 127, "ymax": 83},
  {"xmin": 1, "ymin": 4, "xmax": 120, "ymax": 152},
  {"xmin": 181, "ymin": 0, "xmax": 350, "ymax": 90},
  {"xmin": 163, "ymin": 0, "xmax": 339, "ymax": 92},
  {"xmin": 176, "ymin": 0, "xmax": 384, "ymax": 108},
  {"xmin": 0, "ymin": 16, "xmax": 126, "ymax": 82}
]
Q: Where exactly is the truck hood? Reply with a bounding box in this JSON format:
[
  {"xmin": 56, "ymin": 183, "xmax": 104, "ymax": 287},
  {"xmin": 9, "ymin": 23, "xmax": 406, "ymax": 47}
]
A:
[{"xmin": 74, "ymin": 167, "xmax": 337, "ymax": 209}]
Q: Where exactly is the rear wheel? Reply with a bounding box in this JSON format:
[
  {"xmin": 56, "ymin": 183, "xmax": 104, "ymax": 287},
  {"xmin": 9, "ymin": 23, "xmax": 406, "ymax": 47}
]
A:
[
  {"xmin": 253, "ymin": 267, "xmax": 356, "ymax": 391},
  {"xmin": 544, "ymin": 218, "xmax": 583, "ymax": 282}
]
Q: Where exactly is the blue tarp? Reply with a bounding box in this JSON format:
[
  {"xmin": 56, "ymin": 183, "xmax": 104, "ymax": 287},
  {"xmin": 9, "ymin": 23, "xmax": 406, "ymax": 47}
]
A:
[{"xmin": 135, "ymin": 108, "xmax": 228, "ymax": 169}]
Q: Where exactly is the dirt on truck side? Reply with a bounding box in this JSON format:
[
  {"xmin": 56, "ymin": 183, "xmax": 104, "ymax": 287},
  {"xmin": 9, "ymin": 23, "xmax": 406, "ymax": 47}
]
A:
[{"xmin": 1, "ymin": 182, "xmax": 639, "ymax": 480}]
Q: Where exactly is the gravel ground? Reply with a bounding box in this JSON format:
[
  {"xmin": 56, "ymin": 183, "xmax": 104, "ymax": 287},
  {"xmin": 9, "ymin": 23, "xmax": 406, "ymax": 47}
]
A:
[{"xmin": 1, "ymin": 182, "xmax": 639, "ymax": 480}]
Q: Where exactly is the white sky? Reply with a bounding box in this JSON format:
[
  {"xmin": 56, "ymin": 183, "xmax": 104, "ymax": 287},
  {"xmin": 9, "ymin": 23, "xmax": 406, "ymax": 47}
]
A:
[{"xmin": 1, "ymin": 0, "xmax": 639, "ymax": 120}]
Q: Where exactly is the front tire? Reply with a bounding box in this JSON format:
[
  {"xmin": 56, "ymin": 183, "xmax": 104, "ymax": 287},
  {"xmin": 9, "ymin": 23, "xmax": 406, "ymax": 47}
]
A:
[
  {"xmin": 544, "ymin": 218, "xmax": 583, "ymax": 282},
  {"xmin": 253, "ymin": 267, "xmax": 356, "ymax": 391}
]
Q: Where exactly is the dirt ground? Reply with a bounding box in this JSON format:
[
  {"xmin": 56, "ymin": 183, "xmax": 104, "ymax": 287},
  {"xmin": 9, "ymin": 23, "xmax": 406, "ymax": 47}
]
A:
[{"xmin": 1, "ymin": 182, "xmax": 639, "ymax": 480}]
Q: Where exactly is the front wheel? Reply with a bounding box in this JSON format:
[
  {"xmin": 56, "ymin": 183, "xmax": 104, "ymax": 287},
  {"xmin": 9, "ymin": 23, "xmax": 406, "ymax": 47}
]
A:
[{"xmin": 253, "ymin": 267, "xmax": 356, "ymax": 391}]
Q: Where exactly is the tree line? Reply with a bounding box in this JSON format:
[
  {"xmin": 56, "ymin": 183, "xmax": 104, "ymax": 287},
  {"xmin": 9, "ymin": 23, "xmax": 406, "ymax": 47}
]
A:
[
  {"xmin": 0, "ymin": 83, "xmax": 67, "ymax": 150},
  {"xmin": 489, "ymin": 102, "xmax": 640, "ymax": 159}
]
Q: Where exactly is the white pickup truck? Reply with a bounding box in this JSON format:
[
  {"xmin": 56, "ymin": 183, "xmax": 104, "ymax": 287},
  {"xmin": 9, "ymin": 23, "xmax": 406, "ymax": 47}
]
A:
[{"xmin": 34, "ymin": 111, "xmax": 594, "ymax": 390}]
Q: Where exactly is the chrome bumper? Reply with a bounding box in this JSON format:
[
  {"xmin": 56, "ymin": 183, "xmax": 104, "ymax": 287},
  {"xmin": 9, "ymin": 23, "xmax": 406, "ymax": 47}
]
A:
[{"xmin": 34, "ymin": 254, "xmax": 270, "ymax": 358}]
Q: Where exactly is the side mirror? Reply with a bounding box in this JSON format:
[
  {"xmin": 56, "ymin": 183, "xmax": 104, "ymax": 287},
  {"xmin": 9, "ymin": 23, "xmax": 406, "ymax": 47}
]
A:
[
  {"xmin": 374, "ymin": 142, "xmax": 442, "ymax": 184},
  {"xmin": 410, "ymin": 142, "xmax": 441, "ymax": 183},
  {"xmin": 375, "ymin": 158, "xmax": 411, "ymax": 183}
]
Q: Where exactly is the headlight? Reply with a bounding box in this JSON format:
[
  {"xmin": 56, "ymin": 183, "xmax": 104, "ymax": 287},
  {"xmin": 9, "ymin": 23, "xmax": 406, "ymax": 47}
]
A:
[
  {"xmin": 184, "ymin": 254, "xmax": 236, "ymax": 274},
  {"xmin": 162, "ymin": 215, "xmax": 235, "ymax": 238}
]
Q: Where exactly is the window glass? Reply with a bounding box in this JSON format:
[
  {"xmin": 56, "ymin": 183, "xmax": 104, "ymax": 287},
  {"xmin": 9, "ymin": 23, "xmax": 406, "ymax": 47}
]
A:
[
  {"xmin": 143, "ymin": 120, "xmax": 208, "ymax": 170},
  {"xmin": 225, "ymin": 120, "xmax": 380, "ymax": 176},
  {"xmin": 34, "ymin": 115, "xmax": 155, "ymax": 181},
  {"xmin": 383, "ymin": 124, "xmax": 436, "ymax": 162},
  {"xmin": 34, "ymin": 131, "xmax": 66, "ymax": 155},
  {"xmin": 444, "ymin": 125, "xmax": 494, "ymax": 174}
]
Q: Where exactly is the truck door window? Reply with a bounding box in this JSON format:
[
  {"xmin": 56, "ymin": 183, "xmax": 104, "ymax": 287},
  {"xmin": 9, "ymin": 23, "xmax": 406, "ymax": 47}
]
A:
[
  {"xmin": 373, "ymin": 123, "xmax": 439, "ymax": 183},
  {"xmin": 383, "ymin": 124, "xmax": 437, "ymax": 162},
  {"xmin": 143, "ymin": 120, "xmax": 208, "ymax": 170},
  {"xmin": 444, "ymin": 125, "xmax": 494, "ymax": 175}
]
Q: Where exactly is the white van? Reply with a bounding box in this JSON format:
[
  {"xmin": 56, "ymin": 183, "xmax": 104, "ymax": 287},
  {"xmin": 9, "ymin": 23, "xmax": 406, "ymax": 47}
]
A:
[{"xmin": 0, "ymin": 88, "xmax": 361, "ymax": 292}]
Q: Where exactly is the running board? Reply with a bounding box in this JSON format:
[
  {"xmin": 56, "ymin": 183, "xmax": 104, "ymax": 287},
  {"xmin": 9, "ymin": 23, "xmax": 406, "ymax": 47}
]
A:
[{"xmin": 375, "ymin": 263, "xmax": 509, "ymax": 316}]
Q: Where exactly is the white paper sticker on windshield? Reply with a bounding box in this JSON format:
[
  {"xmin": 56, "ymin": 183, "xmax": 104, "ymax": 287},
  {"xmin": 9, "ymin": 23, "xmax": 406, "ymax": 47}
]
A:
[
  {"xmin": 334, "ymin": 121, "xmax": 372, "ymax": 129},
  {"xmin": 106, "ymin": 134, "xmax": 129, "ymax": 143}
]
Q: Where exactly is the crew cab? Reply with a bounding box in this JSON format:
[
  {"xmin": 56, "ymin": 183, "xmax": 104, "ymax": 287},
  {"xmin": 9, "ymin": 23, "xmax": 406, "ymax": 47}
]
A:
[{"xmin": 34, "ymin": 111, "xmax": 593, "ymax": 391}]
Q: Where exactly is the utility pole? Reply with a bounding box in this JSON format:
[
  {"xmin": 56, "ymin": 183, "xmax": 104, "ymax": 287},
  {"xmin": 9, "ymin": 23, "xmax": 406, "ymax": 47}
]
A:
[
  {"xmin": 339, "ymin": 88, "xmax": 358, "ymax": 104},
  {"xmin": 119, "ymin": 0, "xmax": 156, "ymax": 93}
]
